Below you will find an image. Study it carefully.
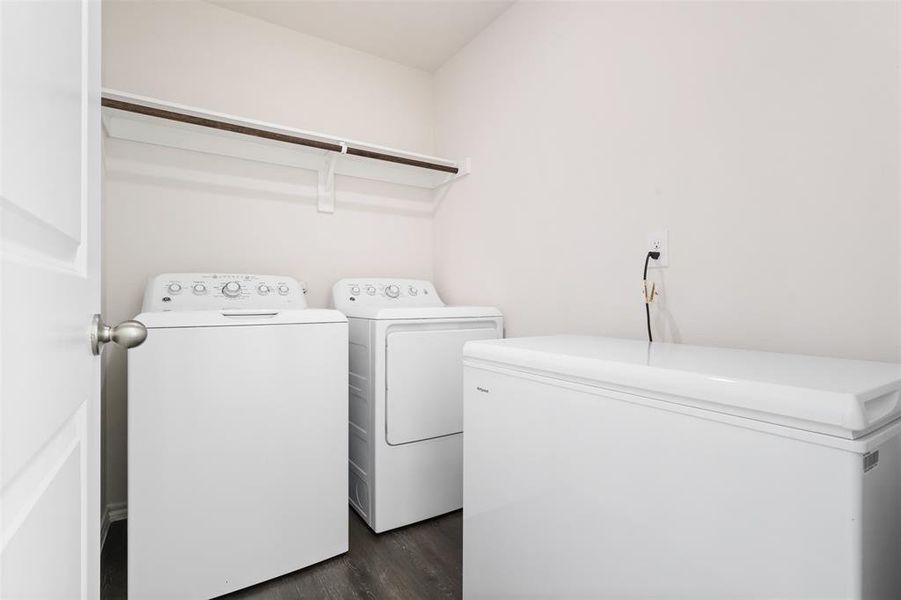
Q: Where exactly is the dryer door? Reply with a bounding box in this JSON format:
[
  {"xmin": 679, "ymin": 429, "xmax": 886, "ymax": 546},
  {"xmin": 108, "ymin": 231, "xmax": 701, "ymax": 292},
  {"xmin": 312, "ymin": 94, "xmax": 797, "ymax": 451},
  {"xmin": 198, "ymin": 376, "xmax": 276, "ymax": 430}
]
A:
[{"xmin": 386, "ymin": 327, "xmax": 497, "ymax": 445}]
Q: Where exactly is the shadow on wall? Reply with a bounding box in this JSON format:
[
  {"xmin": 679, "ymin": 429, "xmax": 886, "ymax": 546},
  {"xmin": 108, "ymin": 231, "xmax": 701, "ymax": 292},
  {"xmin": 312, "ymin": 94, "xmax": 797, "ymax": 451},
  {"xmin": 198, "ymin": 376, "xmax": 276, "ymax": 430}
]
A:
[{"xmin": 650, "ymin": 269, "xmax": 682, "ymax": 345}]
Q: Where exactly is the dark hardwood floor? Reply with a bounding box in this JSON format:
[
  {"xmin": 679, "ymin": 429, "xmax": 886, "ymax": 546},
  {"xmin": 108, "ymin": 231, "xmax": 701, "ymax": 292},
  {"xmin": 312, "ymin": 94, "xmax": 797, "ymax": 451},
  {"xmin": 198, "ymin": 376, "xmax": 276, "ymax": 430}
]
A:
[{"xmin": 101, "ymin": 509, "xmax": 462, "ymax": 600}]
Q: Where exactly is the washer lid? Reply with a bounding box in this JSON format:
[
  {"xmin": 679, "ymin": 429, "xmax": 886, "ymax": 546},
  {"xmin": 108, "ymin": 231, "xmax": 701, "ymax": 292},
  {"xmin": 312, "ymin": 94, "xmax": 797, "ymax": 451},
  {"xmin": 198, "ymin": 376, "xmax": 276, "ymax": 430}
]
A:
[
  {"xmin": 340, "ymin": 305, "xmax": 502, "ymax": 320},
  {"xmin": 136, "ymin": 308, "xmax": 347, "ymax": 329},
  {"xmin": 463, "ymin": 335, "xmax": 901, "ymax": 439}
]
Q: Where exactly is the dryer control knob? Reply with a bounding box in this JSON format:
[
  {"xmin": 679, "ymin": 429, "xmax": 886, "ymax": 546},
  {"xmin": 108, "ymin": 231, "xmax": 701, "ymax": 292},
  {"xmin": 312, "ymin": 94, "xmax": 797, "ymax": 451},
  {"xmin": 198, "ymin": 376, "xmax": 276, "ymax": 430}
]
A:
[
  {"xmin": 222, "ymin": 281, "xmax": 242, "ymax": 297},
  {"xmin": 366, "ymin": 286, "xmax": 376, "ymax": 296},
  {"xmin": 408, "ymin": 286, "xmax": 418, "ymax": 296},
  {"xmin": 192, "ymin": 283, "xmax": 207, "ymax": 295},
  {"xmin": 167, "ymin": 283, "xmax": 183, "ymax": 295},
  {"xmin": 277, "ymin": 285, "xmax": 290, "ymax": 295},
  {"xmin": 350, "ymin": 286, "xmax": 361, "ymax": 296},
  {"xmin": 257, "ymin": 284, "xmax": 270, "ymax": 295},
  {"xmin": 386, "ymin": 284, "xmax": 400, "ymax": 298}
]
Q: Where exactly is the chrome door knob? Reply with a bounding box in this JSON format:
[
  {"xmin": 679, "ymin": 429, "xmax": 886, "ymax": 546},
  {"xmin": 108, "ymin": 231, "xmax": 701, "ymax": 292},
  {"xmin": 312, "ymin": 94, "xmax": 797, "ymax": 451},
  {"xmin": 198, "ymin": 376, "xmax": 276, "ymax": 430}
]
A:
[{"xmin": 91, "ymin": 314, "xmax": 147, "ymax": 356}]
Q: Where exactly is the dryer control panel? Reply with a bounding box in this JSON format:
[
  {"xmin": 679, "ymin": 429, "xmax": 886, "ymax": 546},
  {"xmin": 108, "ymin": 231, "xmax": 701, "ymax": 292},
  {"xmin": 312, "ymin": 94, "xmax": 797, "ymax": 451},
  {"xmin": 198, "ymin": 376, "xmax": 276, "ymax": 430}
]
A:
[
  {"xmin": 332, "ymin": 278, "xmax": 444, "ymax": 311},
  {"xmin": 142, "ymin": 273, "xmax": 307, "ymax": 312}
]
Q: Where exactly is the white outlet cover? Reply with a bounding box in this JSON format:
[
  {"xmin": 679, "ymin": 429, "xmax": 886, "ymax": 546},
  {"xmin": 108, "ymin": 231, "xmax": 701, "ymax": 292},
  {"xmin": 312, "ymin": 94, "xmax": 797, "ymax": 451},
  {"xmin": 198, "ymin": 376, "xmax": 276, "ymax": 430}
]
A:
[{"xmin": 647, "ymin": 230, "xmax": 668, "ymax": 267}]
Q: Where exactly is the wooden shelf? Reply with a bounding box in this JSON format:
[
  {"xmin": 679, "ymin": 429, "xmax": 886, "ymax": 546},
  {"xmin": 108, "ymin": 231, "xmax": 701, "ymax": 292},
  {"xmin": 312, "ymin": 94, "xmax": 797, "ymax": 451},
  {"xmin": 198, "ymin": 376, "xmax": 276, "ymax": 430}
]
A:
[{"xmin": 100, "ymin": 90, "xmax": 469, "ymax": 213}]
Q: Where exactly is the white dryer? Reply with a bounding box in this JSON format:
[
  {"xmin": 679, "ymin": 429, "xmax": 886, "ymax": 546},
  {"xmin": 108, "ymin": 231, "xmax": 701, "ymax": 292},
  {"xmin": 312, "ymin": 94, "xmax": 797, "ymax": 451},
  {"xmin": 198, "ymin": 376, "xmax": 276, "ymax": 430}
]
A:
[
  {"xmin": 333, "ymin": 278, "xmax": 503, "ymax": 533},
  {"xmin": 129, "ymin": 273, "xmax": 348, "ymax": 599}
]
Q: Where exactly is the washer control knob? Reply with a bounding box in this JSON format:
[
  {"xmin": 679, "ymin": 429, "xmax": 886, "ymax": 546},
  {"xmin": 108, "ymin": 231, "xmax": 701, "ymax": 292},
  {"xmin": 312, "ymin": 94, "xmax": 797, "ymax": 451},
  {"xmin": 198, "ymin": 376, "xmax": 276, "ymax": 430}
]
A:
[
  {"xmin": 278, "ymin": 285, "xmax": 290, "ymax": 295},
  {"xmin": 222, "ymin": 281, "xmax": 242, "ymax": 297},
  {"xmin": 408, "ymin": 286, "xmax": 418, "ymax": 296},
  {"xmin": 386, "ymin": 284, "xmax": 400, "ymax": 298},
  {"xmin": 366, "ymin": 285, "xmax": 376, "ymax": 296},
  {"xmin": 192, "ymin": 283, "xmax": 207, "ymax": 295},
  {"xmin": 167, "ymin": 283, "xmax": 182, "ymax": 295},
  {"xmin": 257, "ymin": 284, "xmax": 270, "ymax": 295},
  {"xmin": 350, "ymin": 285, "xmax": 361, "ymax": 296}
]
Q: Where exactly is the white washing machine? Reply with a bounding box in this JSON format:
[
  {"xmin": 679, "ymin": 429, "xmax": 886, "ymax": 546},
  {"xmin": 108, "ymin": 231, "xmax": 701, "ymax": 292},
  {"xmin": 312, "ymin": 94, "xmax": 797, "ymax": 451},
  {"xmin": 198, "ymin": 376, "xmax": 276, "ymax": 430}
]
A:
[
  {"xmin": 332, "ymin": 278, "xmax": 503, "ymax": 533},
  {"xmin": 128, "ymin": 273, "xmax": 348, "ymax": 600}
]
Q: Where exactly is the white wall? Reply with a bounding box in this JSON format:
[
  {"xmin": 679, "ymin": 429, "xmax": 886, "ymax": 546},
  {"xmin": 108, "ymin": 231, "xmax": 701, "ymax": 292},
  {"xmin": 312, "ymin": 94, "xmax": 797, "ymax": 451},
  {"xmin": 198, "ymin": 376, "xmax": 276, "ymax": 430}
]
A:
[
  {"xmin": 433, "ymin": 1, "xmax": 900, "ymax": 362},
  {"xmin": 101, "ymin": 0, "xmax": 435, "ymax": 510},
  {"xmin": 103, "ymin": 0, "xmax": 434, "ymax": 151}
]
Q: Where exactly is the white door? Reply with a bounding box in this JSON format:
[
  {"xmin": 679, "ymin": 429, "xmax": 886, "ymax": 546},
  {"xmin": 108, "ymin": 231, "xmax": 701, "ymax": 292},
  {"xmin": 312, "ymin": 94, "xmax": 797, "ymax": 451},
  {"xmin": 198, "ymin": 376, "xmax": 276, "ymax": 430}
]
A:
[
  {"xmin": 386, "ymin": 327, "xmax": 498, "ymax": 445},
  {"xmin": 1, "ymin": 1, "xmax": 102, "ymax": 598}
]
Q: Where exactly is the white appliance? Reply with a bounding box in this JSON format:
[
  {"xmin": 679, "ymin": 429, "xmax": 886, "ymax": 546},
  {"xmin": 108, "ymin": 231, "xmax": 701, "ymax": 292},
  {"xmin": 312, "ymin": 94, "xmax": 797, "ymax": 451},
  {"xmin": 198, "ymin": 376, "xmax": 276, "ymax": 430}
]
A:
[
  {"xmin": 332, "ymin": 278, "xmax": 503, "ymax": 533},
  {"xmin": 128, "ymin": 273, "xmax": 348, "ymax": 599},
  {"xmin": 463, "ymin": 336, "xmax": 901, "ymax": 599}
]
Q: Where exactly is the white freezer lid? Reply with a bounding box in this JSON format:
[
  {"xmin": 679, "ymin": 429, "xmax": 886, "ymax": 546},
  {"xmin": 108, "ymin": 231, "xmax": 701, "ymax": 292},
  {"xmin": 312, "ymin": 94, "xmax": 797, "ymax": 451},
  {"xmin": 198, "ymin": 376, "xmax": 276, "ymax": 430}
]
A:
[
  {"xmin": 341, "ymin": 305, "xmax": 501, "ymax": 320},
  {"xmin": 136, "ymin": 308, "xmax": 347, "ymax": 328},
  {"xmin": 463, "ymin": 335, "xmax": 901, "ymax": 439}
]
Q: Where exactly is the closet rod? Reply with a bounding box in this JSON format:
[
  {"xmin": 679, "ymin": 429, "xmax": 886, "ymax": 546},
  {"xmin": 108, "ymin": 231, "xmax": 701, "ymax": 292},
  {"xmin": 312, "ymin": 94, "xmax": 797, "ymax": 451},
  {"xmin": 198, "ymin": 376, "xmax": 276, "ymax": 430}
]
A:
[{"xmin": 101, "ymin": 97, "xmax": 459, "ymax": 175}]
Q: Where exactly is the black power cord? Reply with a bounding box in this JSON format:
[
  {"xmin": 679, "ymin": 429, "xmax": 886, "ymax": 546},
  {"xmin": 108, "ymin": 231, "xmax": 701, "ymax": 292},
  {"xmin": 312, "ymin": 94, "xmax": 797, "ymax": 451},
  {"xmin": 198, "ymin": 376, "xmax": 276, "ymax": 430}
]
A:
[{"xmin": 644, "ymin": 251, "xmax": 661, "ymax": 342}]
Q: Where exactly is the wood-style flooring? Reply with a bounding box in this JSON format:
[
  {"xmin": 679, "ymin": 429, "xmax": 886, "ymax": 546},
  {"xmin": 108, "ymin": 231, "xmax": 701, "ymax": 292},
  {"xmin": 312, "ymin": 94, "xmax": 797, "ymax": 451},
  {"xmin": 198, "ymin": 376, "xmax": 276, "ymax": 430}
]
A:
[{"xmin": 101, "ymin": 509, "xmax": 462, "ymax": 600}]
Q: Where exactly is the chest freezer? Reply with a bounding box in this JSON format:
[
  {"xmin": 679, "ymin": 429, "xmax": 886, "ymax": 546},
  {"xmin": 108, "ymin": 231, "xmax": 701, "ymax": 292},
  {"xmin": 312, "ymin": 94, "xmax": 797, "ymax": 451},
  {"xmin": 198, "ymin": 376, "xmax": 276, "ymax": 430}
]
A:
[{"xmin": 462, "ymin": 335, "xmax": 901, "ymax": 600}]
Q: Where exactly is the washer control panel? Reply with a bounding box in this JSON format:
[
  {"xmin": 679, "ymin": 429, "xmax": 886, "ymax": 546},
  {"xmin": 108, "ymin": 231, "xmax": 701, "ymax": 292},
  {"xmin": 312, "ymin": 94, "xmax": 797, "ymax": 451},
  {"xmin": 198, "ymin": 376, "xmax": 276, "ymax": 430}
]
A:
[
  {"xmin": 143, "ymin": 273, "xmax": 307, "ymax": 312},
  {"xmin": 332, "ymin": 278, "xmax": 443, "ymax": 311}
]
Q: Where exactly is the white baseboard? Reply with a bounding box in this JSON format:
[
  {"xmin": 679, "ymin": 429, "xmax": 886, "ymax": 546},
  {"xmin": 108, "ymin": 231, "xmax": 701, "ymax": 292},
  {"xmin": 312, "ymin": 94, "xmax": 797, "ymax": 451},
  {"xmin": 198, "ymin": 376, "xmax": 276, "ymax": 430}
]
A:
[{"xmin": 101, "ymin": 501, "xmax": 128, "ymax": 550}]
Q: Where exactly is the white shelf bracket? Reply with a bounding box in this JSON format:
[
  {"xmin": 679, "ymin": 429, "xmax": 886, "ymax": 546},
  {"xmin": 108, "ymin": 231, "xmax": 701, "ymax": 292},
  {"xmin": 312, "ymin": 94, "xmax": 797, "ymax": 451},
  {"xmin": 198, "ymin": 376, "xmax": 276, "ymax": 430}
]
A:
[
  {"xmin": 432, "ymin": 157, "xmax": 471, "ymax": 213},
  {"xmin": 317, "ymin": 142, "xmax": 347, "ymax": 213}
]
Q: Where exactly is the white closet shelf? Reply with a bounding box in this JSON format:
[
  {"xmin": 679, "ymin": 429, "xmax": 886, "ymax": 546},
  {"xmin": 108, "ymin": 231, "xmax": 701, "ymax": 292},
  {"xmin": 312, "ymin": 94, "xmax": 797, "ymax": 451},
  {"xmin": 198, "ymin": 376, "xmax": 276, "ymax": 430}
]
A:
[{"xmin": 100, "ymin": 90, "xmax": 469, "ymax": 213}]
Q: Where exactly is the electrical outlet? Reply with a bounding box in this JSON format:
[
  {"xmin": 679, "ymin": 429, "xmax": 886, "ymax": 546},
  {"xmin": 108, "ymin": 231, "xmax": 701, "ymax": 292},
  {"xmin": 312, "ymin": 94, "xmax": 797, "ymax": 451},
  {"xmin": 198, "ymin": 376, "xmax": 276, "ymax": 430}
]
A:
[{"xmin": 647, "ymin": 230, "xmax": 668, "ymax": 267}]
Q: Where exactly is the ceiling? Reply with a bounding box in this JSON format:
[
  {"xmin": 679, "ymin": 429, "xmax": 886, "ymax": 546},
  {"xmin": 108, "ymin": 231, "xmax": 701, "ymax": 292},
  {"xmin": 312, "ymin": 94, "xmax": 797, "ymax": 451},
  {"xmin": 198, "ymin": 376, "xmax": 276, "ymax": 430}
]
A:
[{"xmin": 211, "ymin": 1, "xmax": 514, "ymax": 72}]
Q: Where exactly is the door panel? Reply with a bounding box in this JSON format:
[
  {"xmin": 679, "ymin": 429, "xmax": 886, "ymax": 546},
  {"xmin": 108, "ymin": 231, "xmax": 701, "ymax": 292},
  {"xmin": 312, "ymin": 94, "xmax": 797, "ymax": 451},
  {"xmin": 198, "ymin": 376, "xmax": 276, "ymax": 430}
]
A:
[
  {"xmin": 2, "ymin": 446, "xmax": 82, "ymax": 598},
  {"xmin": 2, "ymin": 0, "xmax": 83, "ymax": 241},
  {"xmin": 0, "ymin": 1, "xmax": 101, "ymax": 598},
  {"xmin": 386, "ymin": 328, "xmax": 497, "ymax": 445}
]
